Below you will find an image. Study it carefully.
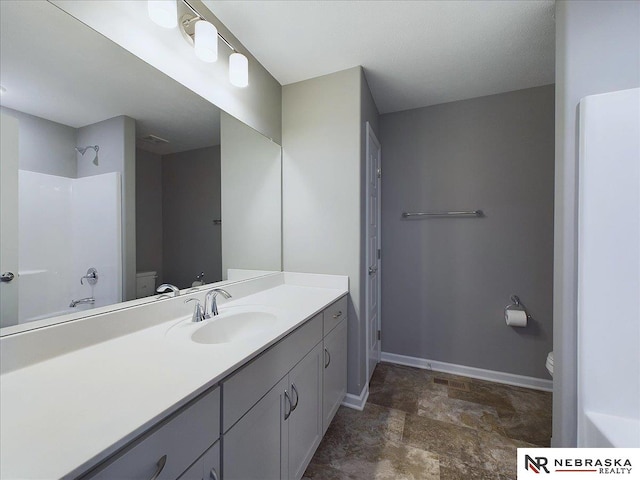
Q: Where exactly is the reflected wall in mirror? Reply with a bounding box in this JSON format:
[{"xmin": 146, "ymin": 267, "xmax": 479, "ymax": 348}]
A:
[{"xmin": 0, "ymin": 0, "xmax": 282, "ymax": 331}]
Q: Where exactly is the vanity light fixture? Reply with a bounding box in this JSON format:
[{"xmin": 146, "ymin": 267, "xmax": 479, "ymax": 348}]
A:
[
  {"xmin": 194, "ymin": 20, "xmax": 218, "ymax": 63},
  {"xmin": 148, "ymin": 0, "xmax": 178, "ymax": 29},
  {"xmin": 229, "ymin": 52, "xmax": 249, "ymax": 88},
  {"xmin": 148, "ymin": 0, "xmax": 249, "ymax": 87}
]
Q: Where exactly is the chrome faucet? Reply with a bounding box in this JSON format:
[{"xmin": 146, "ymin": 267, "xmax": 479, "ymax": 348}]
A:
[
  {"xmin": 156, "ymin": 283, "xmax": 180, "ymax": 297},
  {"xmin": 204, "ymin": 288, "xmax": 232, "ymax": 318},
  {"xmin": 185, "ymin": 298, "xmax": 205, "ymax": 322},
  {"xmin": 69, "ymin": 297, "xmax": 95, "ymax": 308}
]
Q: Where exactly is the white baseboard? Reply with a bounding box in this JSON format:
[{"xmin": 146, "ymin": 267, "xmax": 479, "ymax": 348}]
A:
[
  {"xmin": 341, "ymin": 383, "xmax": 369, "ymax": 411},
  {"xmin": 381, "ymin": 352, "xmax": 553, "ymax": 392}
]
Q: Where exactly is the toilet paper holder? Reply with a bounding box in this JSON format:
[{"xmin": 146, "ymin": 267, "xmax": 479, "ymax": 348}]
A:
[{"xmin": 504, "ymin": 295, "xmax": 532, "ymax": 320}]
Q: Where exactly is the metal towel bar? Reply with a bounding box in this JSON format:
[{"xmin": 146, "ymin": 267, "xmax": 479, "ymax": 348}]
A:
[{"xmin": 401, "ymin": 210, "xmax": 483, "ymax": 218}]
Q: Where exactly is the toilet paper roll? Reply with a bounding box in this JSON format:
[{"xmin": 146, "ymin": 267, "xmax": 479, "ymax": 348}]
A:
[{"xmin": 505, "ymin": 309, "xmax": 527, "ymax": 327}]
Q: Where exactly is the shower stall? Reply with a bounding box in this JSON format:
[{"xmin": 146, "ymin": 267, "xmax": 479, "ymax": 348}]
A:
[{"xmin": 17, "ymin": 170, "xmax": 122, "ymax": 322}]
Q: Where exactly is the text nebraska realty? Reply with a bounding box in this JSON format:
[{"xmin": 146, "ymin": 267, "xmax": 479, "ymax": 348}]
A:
[{"xmin": 527, "ymin": 455, "xmax": 633, "ymax": 475}]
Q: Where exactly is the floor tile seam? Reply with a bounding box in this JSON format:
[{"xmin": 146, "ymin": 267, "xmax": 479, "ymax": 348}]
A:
[
  {"xmin": 437, "ymin": 452, "xmax": 499, "ymax": 479},
  {"xmin": 366, "ymin": 398, "xmax": 416, "ymax": 417},
  {"xmin": 424, "ymin": 390, "xmax": 503, "ymax": 413},
  {"xmin": 413, "ymin": 409, "xmax": 501, "ymax": 436},
  {"xmin": 404, "ymin": 410, "xmax": 485, "ymax": 437},
  {"xmin": 501, "ymin": 431, "xmax": 547, "ymax": 447}
]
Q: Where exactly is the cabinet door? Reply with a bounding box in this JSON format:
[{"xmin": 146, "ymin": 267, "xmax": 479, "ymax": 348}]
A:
[
  {"xmin": 223, "ymin": 377, "xmax": 288, "ymax": 480},
  {"xmin": 178, "ymin": 442, "xmax": 219, "ymax": 480},
  {"xmin": 202, "ymin": 442, "xmax": 221, "ymax": 480},
  {"xmin": 322, "ymin": 319, "xmax": 348, "ymax": 434},
  {"xmin": 287, "ymin": 342, "xmax": 323, "ymax": 480}
]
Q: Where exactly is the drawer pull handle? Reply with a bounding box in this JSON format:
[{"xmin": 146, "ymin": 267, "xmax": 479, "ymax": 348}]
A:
[
  {"xmin": 324, "ymin": 348, "xmax": 331, "ymax": 368},
  {"xmin": 209, "ymin": 468, "xmax": 219, "ymax": 480},
  {"xmin": 149, "ymin": 455, "xmax": 167, "ymax": 480},
  {"xmin": 332, "ymin": 310, "xmax": 342, "ymax": 319},
  {"xmin": 291, "ymin": 383, "xmax": 299, "ymax": 411},
  {"xmin": 284, "ymin": 390, "xmax": 292, "ymax": 420}
]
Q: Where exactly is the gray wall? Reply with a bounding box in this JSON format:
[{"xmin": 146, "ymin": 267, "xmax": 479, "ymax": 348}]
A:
[
  {"xmin": 379, "ymin": 85, "xmax": 555, "ymax": 379},
  {"xmin": 1, "ymin": 107, "xmax": 76, "ymax": 178},
  {"xmin": 162, "ymin": 146, "xmax": 221, "ymax": 289},
  {"xmin": 77, "ymin": 115, "xmax": 137, "ymax": 301},
  {"xmin": 135, "ymin": 149, "xmax": 163, "ymax": 283},
  {"xmin": 553, "ymin": 0, "xmax": 640, "ymax": 447},
  {"xmin": 283, "ymin": 67, "xmax": 376, "ymax": 395}
]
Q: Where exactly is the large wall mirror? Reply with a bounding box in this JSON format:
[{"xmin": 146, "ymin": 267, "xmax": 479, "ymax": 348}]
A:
[{"xmin": 0, "ymin": 0, "xmax": 282, "ymax": 332}]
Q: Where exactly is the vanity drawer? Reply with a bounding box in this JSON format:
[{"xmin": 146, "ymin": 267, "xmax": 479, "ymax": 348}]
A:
[
  {"xmin": 323, "ymin": 295, "xmax": 348, "ymax": 335},
  {"xmin": 86, "ymin": 387, "xmax": 220, "ymax": 480},
  {"xmin": 222, "ymin": 313, "xmax": 323, "ymax": 432}
]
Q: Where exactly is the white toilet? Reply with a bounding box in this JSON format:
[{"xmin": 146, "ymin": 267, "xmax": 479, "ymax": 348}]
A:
[
  {"xmin": 546, "ymin": 351, "xmax": 554, "ymax": 378},
  {"xmin": 136, "ymin": 271, "xmax": 157, "ymax": 298}
]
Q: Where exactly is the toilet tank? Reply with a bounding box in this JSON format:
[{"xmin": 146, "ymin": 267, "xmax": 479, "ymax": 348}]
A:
[{"xmin": 136, "ymin": 271, "xmax": 157, "ymax": 298}]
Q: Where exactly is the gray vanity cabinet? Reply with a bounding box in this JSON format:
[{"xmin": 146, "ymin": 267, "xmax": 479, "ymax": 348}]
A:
[
  {"xmin": 84, "ymin": 387, "xmax": 220, "ymax": 480},
  {"xmin": 222, "ymin": 342, "xmax": 323, "ymax": 480},
  {"xmin": 223, "ymin": 377, "xmax": 289, "ymax": 479},
  {"xmin": 287, "ymin": 342, "xmax": 324, "ymax": 479},
  {"xmin": 223, "ymin": 343, "xmax": 323, "ymax": 480},
  {"xmin": 322, "ymin": 317, "xmax": 348, "ymax": 434}
]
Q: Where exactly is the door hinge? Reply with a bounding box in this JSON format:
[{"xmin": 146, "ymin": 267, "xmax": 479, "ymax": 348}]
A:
[
  {"xmin": 377, "ymin": 168, "xmax": 381, "ymax": 179},
  {"xmin": 377, "ymin": 248, "xmax": 381, "ymax": 260},
  {"xmin": 377, "ymin": 330, "xmax": 381, "ymax": 341}
]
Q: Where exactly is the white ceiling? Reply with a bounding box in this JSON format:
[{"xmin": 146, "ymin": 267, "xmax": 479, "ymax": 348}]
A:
[
  {"xmin": 206, "ymin": 0, "xmax": 556, "ymax": 113},
  {"xmin": 0, "ymin": 0, "xmax": 220, "ymax": 155}
]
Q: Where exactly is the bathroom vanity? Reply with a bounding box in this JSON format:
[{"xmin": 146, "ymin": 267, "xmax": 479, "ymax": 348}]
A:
[{"xmin": 0, "ymin": 272, "xmax": 348, "ymax": 480}]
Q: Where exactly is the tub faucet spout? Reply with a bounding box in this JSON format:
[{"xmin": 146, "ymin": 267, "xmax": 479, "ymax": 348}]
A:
[{"xmin": 69, "ymin": 297, "xmax": 95, "ymax": 308}]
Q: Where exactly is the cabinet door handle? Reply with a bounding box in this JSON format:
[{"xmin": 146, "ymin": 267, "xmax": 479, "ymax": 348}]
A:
[
  {"xmin": 332, "ymin": 310, "xmax": 342, "ymax": 319},
  {"xmin": 284, "ymin": 389, "xmax": 292, "ymax": 420},
  {"xmin": 291, "ymin": 383, "xmax": 299, "ymax": 411},
  {"xmin": 324, "ymin": 348, "xmax": 331, "ymax": 368},
  {"xmin": 149, "ymin": 455, "xmax": 167, "ymax": 480},
  {"xmin": 209, "ymin": 468, "xmax": 219, "ymax": 480}
]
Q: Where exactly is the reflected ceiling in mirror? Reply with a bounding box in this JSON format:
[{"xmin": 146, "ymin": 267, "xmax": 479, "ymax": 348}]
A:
[{"xmin": 0, "ymin": 0, "xmax": 220, "ymax": 155}]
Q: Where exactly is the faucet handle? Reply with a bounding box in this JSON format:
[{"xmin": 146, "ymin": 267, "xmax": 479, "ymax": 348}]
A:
[{"xmin": 185, "ymin": 298, "xmax": 204, "ymax": 322}]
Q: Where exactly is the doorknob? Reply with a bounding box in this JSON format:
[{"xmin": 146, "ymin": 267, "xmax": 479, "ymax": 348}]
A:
[
  {"xmin": 368, "ymin": 266, "xmax": 378, "ymax": 275},
  {"xmin": 1, "ymin": 272, "xmax": 15, "ymax": 282}
]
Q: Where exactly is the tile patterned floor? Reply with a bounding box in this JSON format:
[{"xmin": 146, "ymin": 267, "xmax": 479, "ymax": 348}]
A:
[{"xmin": 304, "ymin": 362, "xmax": 552, "ymax": 480}]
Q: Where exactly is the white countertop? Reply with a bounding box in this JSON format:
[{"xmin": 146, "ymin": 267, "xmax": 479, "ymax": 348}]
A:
[{"xmin": 0, "ymin": 273, "xmax": 348, "ymax": 479}]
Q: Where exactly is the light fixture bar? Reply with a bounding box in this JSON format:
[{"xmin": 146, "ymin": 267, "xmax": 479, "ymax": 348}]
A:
[{"xmin": 181, "ymin": 0, "xmax": 237, "ymax": 52}]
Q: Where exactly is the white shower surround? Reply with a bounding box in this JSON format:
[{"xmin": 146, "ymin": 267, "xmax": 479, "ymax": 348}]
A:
[
  {"xmin": 18, "ymin": 171, "xmax": 122, "ymax": 322},
  {"xmin": 577, "ymin": 88, "xmax": 640, "ymax": 448}
]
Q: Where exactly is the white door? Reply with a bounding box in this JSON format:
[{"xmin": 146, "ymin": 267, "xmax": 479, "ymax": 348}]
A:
[
  {"xmin": 0, "ymin": 113, "xmax": 19, "ymax": 327},
  {"xmin": 365, "ymin": 122, "xmax": 381, "ymax": 383}
]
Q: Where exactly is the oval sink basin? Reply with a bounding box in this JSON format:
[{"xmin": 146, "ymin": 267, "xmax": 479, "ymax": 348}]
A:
[{"xmin": 191, "ymin": 311, "xmax": 277, "ymax": 344}]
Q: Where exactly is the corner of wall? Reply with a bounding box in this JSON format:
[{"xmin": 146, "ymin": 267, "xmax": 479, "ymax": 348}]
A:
[
  {"xmin": 281, "ymin": 66, "xmax": 368, "ymax": 396},
  {"xmin": 123, "ymin": 115, "xmax": 136, "ymax": 301}
]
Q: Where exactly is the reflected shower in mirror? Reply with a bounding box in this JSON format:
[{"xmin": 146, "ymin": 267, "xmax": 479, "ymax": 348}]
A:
[{"xmin": 0, "ymin": 0, "xmax": 281, "ymax": 330}]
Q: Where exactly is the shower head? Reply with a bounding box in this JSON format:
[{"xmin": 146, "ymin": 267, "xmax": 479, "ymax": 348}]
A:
[{"xmin": 75, "ymin": 145, "xmax": 99, "ymax": 166}]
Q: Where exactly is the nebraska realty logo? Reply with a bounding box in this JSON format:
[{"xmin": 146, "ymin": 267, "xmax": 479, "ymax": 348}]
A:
[{"xmin": 517, "ymin": 449, "xmax": 640, "ymax": 478}]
